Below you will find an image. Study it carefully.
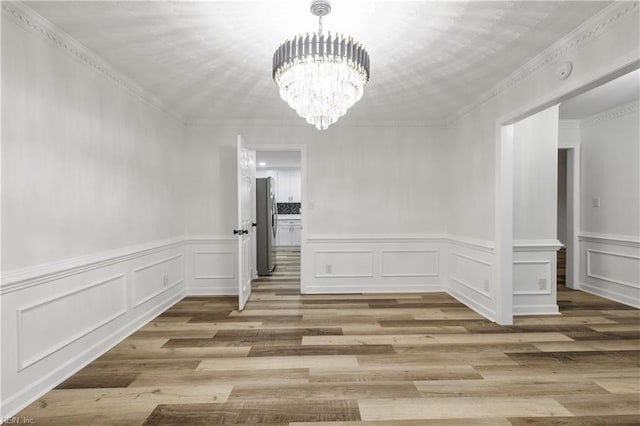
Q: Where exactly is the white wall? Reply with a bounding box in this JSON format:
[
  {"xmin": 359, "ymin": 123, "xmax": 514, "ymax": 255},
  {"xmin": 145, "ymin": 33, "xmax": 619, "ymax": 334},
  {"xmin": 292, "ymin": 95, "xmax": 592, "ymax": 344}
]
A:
[
  {"xmin": 183, "ymin": 124, "xmax": 450, "ymax": 294},
  {"xmin": 580, "ymin": 103, "xmax": 639, "ymax": 237},
  {"xmin": 512, "ymin": 106, "xmax": 559, "ymax": 241},
  {"xmin": 185, "ymin": 124, "xmax": 448, "ymax": 236},
  {"xmin": 1, "ymin": 5, "xmax": 187, "ymax": 418},
  {"xmin": 1, "ymin": 9, "xmax": 185, "ymax": 271},
  {"xmin": 446, "ymin": 2, "xmax": 639, "ymax": 321},
  {"xmin": 578, "ymin": 101, "xmax": 640, "ymax": 306},
  {"xmin": 559, "ymin": 120, "xmax": 581, "ymax": 148},
  {"xmin": 511, "ymin": 106, "xmax": 561, "ymax": 315}
]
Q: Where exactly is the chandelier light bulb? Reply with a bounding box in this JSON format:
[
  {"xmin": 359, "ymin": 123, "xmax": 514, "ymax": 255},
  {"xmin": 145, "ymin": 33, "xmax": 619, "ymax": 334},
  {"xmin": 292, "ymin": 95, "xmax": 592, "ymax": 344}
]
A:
[{"xmin": 272, "ymin": 0, "xmax": 370, "ymax": 130}]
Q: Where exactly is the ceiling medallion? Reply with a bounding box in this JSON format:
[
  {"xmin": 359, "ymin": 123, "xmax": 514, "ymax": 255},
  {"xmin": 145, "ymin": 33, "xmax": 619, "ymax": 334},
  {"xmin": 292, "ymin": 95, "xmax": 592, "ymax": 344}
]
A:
[{"xmin": 272, "ymin": 0, "xmax": 370, "ymax": 130}]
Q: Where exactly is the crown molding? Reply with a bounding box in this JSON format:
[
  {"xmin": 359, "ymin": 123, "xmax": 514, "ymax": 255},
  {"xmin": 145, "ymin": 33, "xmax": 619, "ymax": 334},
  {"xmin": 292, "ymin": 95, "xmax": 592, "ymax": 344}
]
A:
[
  {"xmin": 2, "ymin": 1, "xmax": 185, "ymax": 124},
  {"xmin": 582, "ymin": 100, "xmax": 639, "ymax": 127},
  {"xmin": 447, "ymin": 1, "xmax": 639, "ymax": 125},
  {"xmin": 186, "ymin": 117, "xmax": 446, "ymax": 128}
]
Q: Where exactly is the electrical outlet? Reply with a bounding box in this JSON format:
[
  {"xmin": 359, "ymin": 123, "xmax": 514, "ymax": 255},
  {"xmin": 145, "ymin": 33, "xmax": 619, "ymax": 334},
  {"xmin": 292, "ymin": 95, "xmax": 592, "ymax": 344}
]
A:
[
  {"xmin": 484, "ymin": 280, "xmax": 490, "ymax": 292},
  {"xmin": 325, "ymin": 264, "xmax": 332, "ymax": 274},
  {"xmin": 538, "ymin": 278, "xmax": 547, "ymax": 290},
  {"xmin": 592, "ymin": 197, "xmax": 600, "ymax": 208},
  {"xmin": 163, "ymin": 275, "xmax": 169, "ymax": 286}
]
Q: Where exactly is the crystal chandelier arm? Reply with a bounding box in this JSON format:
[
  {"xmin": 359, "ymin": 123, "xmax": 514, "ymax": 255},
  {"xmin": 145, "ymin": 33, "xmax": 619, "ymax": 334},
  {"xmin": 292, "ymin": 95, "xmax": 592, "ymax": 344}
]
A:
[{"xmin": 311, "ymin": 33, "xmax": 317, "ymax": 57}]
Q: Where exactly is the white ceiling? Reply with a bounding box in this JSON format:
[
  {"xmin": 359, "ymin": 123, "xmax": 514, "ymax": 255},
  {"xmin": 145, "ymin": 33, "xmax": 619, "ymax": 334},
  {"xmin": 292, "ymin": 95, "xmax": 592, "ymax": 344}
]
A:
[
  {"xmin": 25, "ymin": 1, "xmax": 611, "ymax": 124},
  {"xmin": 559, "ymin": 69, "xmax": 640, "ymax": 120}
]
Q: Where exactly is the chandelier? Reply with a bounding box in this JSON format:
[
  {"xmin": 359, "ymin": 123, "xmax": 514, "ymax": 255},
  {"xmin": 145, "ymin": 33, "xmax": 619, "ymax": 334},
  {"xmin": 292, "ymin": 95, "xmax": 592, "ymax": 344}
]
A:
[{"xmin": 272, "ymin": 0, "xmax": 370, "ymax": 130}]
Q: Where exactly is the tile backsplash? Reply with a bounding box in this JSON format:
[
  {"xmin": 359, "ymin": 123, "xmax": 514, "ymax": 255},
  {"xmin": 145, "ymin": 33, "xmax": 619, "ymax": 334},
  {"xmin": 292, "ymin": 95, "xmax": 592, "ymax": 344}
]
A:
[{"xmin": 277, "ymin": 202, "xmax": 301, "ymax": 215}]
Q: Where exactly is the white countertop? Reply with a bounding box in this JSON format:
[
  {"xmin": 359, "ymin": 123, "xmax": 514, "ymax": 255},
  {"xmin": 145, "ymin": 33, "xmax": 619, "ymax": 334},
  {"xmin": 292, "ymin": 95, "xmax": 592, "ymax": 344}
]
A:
[{"xmin": 278, "ymin": 214, "xmax": 301, "ymax": 220}]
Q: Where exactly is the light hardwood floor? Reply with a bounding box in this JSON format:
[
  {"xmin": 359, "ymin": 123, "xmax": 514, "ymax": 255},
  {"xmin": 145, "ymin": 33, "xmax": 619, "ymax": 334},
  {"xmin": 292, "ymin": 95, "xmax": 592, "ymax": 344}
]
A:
[{"xmin": 14, "ymin": 248, "xmax": 640, "ymax": 425}]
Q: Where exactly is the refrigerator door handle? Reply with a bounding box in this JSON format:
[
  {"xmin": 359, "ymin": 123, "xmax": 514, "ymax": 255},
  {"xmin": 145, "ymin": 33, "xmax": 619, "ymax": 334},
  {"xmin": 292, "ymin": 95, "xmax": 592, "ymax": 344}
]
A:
[{"xmin": 272, "ymin": 196, "xmax": 278, "ymax": 239}]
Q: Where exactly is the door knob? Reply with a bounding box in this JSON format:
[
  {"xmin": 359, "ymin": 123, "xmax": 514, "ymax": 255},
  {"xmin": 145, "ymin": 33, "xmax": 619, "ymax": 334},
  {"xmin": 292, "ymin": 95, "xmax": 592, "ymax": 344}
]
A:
[
  {"xmin": 242, "ymin": 229, "xmax": 249, "ymax": 235},
  {"xmin": 233, "ymin": 229, "xmax": 241, "ymax": 235},
  {"xmin": 251, "ymin": 222, "xmax": 257, "ymax": 227}
]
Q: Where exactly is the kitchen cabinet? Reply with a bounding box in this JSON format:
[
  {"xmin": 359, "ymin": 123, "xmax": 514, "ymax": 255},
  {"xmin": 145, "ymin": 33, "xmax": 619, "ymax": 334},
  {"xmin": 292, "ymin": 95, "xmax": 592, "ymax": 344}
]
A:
[
  {"xmin": 276, "ymin": 169, "xmax": 301, "ymax": 202},
  {"xmin": 276, "ymin": 218, "xmax": 301, "ymax": 246}
]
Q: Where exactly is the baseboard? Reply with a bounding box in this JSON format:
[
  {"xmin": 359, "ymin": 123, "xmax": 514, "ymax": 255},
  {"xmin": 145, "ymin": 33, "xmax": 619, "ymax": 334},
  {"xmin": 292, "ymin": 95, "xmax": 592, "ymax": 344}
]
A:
[
  {"xmin": 579, "ymin": 283, "xmax": 640, "ymax": 309},
  {"xmin": 513, "ymin": 304, "xmax": 560, "ymax": 316},
  {"xmin": 187, "ymin": 289, "xmax": 238, "ymax": 296},
  {"xmin": 447, "ymin": 288, "xmax": 496, "ymax": 322},
  {"xmin": 303, "ymin": 284, "xmax": 445, "ymax": 294}
]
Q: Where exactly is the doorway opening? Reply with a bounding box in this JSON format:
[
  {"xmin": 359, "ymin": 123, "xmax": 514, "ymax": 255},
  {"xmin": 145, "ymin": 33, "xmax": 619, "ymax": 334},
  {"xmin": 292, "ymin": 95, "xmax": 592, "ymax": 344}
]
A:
[
  {"xmin": 557, "ymin": 149, "xmax": 568, "ymax": 288},
  {"xmin": 498, "ymin": 66, "xmax": 639, "ymax": 323},
  {"xmin": 556, "ymin": 147, "xmax": 579, "ymax": 291},
  {"xmin": 253, "ymin": 148, "xmax": 305, "ymax": 294}
]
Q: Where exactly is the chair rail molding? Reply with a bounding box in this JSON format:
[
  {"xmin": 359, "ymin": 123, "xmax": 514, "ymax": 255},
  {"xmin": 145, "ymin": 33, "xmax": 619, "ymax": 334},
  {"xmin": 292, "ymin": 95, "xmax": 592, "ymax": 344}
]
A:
[
  {"xmin": 1, "ymin": 237, "xmax": 185, "ymax": 295},
  {"xmin": 579, "ymin": 232, "xmax": 640, "ymax": 247},
  {"xmin": 513, "ymin": 239, "xmax": 564, "ymax": 252}
]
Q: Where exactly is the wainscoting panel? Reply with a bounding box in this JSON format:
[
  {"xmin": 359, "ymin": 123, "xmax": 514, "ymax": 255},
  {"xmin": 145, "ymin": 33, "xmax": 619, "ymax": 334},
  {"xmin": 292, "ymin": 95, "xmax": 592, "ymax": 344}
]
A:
[
  {"xmin": 449, "ymin": 252, "xmax": 492, "ymax": 298},
  {"xmin": 132, "ymin": 254, "xmax": 184, "ymax": 308},
  {"xmin": 446, "ymin": 238, "xmax": 495, "ymax": 321},
  {"xmin": 513, "ymin": 261, "xmax": 552, "ymax": 296},
  {"xmin": 303, "ymin": 235, "xmax": 447, "ymax": 293},
  {"xmin": 314, "ymin": 250, "xmax": 374, "ymax": 278},
  {"xmin": 587, "ymin": 249, "xmax": 640, "ymax": 288},
  {"xmin": 185, "ymin": 237, "xmax": 238, "ymax": 295},
  {"xmin": 194, "ymin": 251, "xmax": 235, "ymax": 279},
  {"xmin": 512, "ymin": 240, "xmax": 561, "ymax": 316},
  {"xmin": 17, "ymin": 274, "xmax": 127, "ymax": 371},
  {"xmin": 381, "ymin": 250, "xmax": 439, "ymax": 277},
  {"xmin": 580, "ymin": 234, "xmax": 640, "ymax": 308},
  {"xmin": 0, "ymin": 238, "xmax": 186, "ymax": 419}
]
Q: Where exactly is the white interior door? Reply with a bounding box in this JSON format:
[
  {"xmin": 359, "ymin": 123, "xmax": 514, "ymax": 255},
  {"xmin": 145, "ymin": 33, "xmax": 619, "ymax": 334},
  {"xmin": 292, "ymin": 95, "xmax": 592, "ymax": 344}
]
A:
[{"xmin": 236, "ymin": 135, "xmax": 255, "ymax": 310}]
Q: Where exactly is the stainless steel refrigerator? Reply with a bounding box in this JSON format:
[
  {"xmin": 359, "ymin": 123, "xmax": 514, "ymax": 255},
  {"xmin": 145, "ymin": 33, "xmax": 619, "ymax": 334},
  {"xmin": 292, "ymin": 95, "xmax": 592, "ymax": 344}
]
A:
[{"xmin": 256, "ymin": 177, "xmax": 277, "ymax": 275}]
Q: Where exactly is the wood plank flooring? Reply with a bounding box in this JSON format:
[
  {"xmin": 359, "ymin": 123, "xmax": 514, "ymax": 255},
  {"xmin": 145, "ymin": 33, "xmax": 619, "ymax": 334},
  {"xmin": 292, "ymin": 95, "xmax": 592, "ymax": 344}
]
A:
[{"xmin": 14, "ymin": 247, "xmax": 640, "ymax": 425}]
